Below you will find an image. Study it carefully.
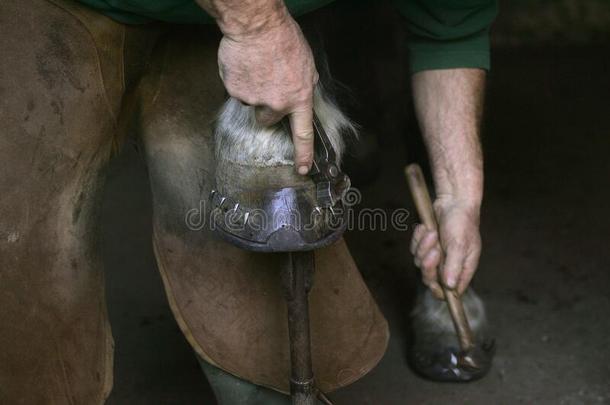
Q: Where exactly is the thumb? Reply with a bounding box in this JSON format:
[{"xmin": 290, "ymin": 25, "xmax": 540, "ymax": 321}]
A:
[{"xmin": 441, "ymin": 242, "xmax": 465, "ymax": 290}]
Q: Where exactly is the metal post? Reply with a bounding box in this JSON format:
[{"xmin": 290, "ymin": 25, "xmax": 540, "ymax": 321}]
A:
[{"xmin": 281, "ymin": 251, "xmax": 316, "ymax": 405}]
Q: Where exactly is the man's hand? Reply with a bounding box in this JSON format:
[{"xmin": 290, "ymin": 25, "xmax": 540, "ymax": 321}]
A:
[
  {"xmin": 197, "ymin": 0, "xmax": 317, "ymax": 175},
  {"xmin": 411, "ymin": 68, "xmax": 486, "ymax": 298},
  {"xmin": 410, "ymin": 198, "xmax": 481, "ymax": 298}
]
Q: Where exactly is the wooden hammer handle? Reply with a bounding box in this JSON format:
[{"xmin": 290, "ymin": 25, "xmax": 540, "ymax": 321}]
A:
[{"xmin": 405, "ymin": 164, "xmax": 475, "ymax": 352}]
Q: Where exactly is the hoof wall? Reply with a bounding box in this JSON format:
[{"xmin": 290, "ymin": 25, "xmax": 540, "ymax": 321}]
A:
[{"xmin": 409, "ymin": 339, "xmax": 495, "ymax": 382}]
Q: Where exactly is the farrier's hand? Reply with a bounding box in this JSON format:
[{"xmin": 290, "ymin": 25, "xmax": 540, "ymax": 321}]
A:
[
  {"xmin": 410, "ymin": 197, "xmax": 481, "ymax": 299},
  {"xmin": 410, "ymin": 68, "xmax": 486, "ymax": 299},
  {"xmin": 214, "ymin": 4, "xmax": 318, "ymax": 175}
]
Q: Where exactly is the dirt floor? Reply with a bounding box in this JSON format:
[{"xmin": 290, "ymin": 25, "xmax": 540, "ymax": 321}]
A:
[{"xmin": 102, "ymin": 45, "xmax": 610, "ymax": 404}]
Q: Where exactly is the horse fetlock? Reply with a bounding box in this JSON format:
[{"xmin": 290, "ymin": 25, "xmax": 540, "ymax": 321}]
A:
[{"xmin": 214, "ymin": 85, "xmax": 354, "ymax": 168}]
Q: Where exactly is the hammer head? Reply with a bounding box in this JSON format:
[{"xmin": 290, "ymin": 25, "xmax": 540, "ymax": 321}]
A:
[{"xmin": 409, "ymin": 288, "xmax": 495, "ymax": 382}]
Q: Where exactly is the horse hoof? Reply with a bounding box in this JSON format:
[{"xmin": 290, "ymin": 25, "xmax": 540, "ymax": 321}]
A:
[
  {"xmin": 408, "ymin": 288, "xmax": 495, "ymax": 382},
  {"xmin": 409, "ymin": 338, "xmax": 495, "ymax": 382}
]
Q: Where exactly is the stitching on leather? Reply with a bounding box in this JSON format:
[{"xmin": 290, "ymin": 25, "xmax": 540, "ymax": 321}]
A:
[
  {"xmin": 54, "ymin": 336, "xmax": 77, "ymax": 405},
  {"xmin": 150, "ymin": 39, "xmax": 170, "ymax": 106},
  {"xmin": 120, "ymin": 27, "xmax": 126, "ymax": 95},
  {"xmin": 99, "ymin": 285, "xmax": 115, "ymax": 404}
]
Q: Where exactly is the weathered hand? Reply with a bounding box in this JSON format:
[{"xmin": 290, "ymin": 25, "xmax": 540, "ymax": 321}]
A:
[
  {"xmin": 217, "ymin": 11, "xmax": 318, "ymax": 175},
  {"xmin": 410, "ymin": 197, "xmax": 481, "ymax": 299}
]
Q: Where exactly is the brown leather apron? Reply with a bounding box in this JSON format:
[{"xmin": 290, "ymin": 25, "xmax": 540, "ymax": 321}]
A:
[{"xmin": 0, "ymin": 1, "xmax": 388, "ymax": 402}]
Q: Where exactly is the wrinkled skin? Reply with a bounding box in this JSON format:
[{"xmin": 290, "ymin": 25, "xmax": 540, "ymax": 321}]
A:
[
  {"xmin": 411, "ymin": 199, "xmax": 482, "ymax": 298},
  {"xmin": 200, "ymin": 0, "xmax": 319, "ymax": 175},
  {"xmin": 410, "ymin": 68, "xmax": 486, "ymax": 299}
]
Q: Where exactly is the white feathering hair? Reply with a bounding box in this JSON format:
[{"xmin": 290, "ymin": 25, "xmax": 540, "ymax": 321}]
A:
[{"xmin": 214, "ymin": 85, "xmax": 356, "ymax": 167}]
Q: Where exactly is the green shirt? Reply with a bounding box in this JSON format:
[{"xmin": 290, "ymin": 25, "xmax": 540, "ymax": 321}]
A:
[{"xmin": 78, "ymin": 0, "xmax": 497, "ymax": 73}]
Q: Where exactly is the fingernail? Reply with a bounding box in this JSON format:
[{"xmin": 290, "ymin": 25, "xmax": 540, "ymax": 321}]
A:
[
  {"xmin": 298, "ymin": 166, "xmax": 309, "ymax": 175},
  {"xmin": 446, "ymin": 275, "xmax": 457, "ymax": 289}
]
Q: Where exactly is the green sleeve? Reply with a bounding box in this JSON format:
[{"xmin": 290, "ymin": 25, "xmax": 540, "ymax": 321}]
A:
[
  {"xmin": 76, "ymin": 0, "xmax": 335, "ymax": 25},
  {"xmin": 393, "ymin": 0, "xmax": 498, "ymax": 73}
]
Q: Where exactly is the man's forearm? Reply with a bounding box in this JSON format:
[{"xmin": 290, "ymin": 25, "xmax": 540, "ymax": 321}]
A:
[
  {"xmin": 410, "ymin": 68, "xmax": 486, "ymax": 294},
  {"xmin": 412, "ymin": 68, "xmax": 485, "ymax": 208},
  {"xmin": 195, "ymin": 0, "xmax": 288, "ymax": 38}
]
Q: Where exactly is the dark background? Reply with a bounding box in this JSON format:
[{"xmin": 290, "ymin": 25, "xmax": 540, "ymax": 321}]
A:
[{"xmin": 103, "ymin": 1, "xmax": 610, "ymax": 403}]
